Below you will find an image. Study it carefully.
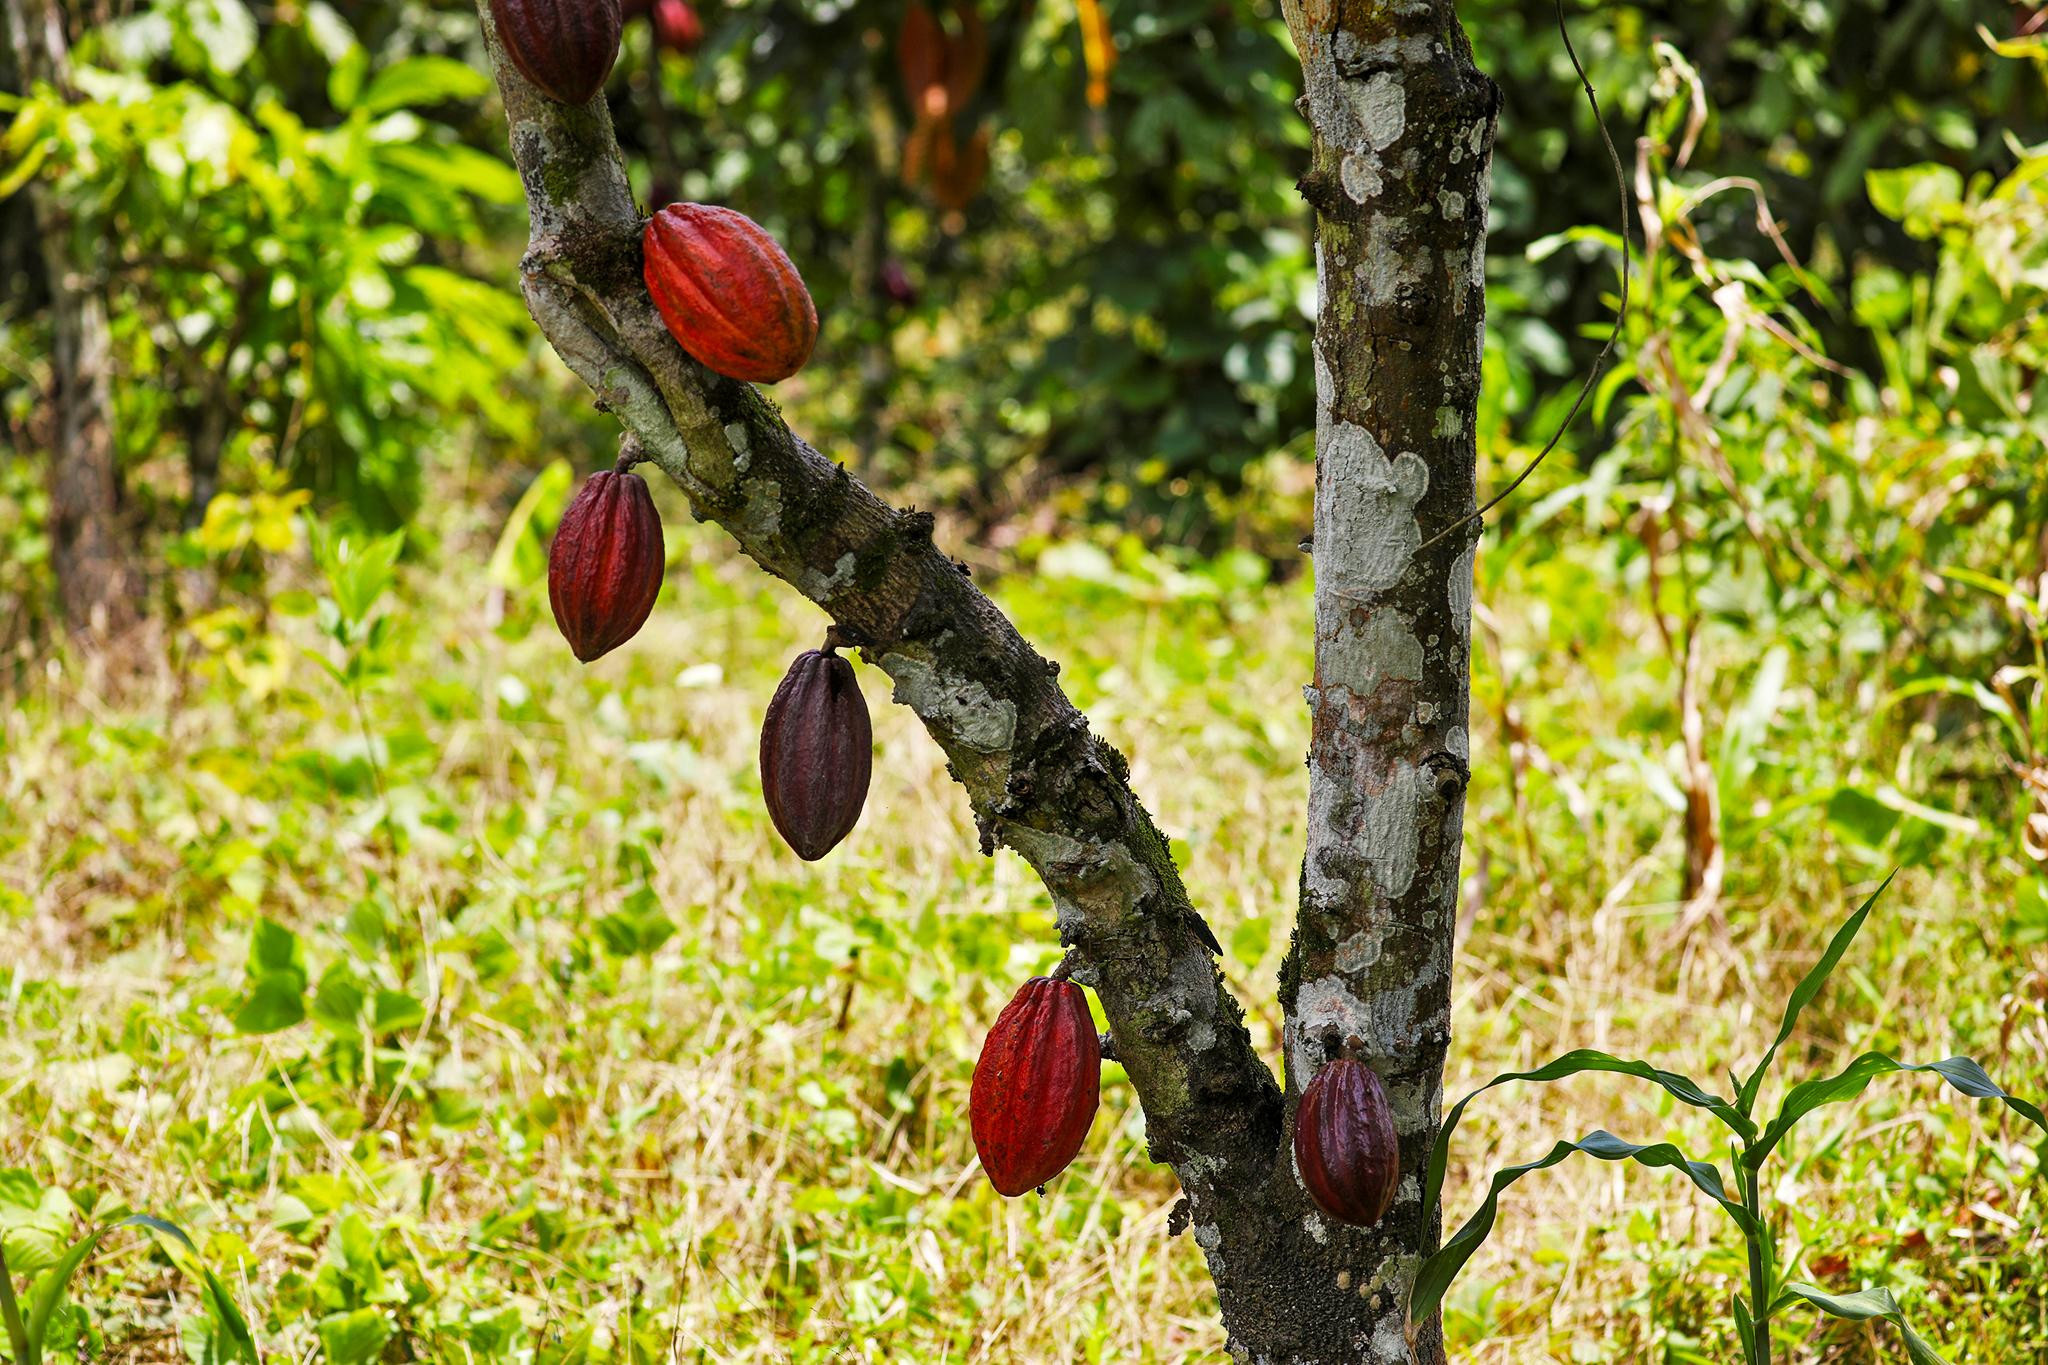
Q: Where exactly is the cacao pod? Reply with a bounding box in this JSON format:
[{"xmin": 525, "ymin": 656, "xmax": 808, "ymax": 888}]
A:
[
  {"xmin": 643, "ymin": 203, "xmax": 819, "ymax": 384},
  {"xmin": 1293, "ymin": 1058, "xmax": 1399, "ymax": 1226},
  {"xmin": 897, "ymin": 3, "xmax": 947, "ymax": 118},
  {"xmin": 650, "ymin": 0, "xmax": 702, "ymax": 52},
  {"xmin": 760, "ymin": 645, "xmax": 871, "ymax": 860},
  {"xmin": 489, "ymin": 0, "xmax": 622, "ymax": 105},
  {"xmin": 548, "ymin": 467, "xmax": 665, "ymax": 662},
  {"xmin": 970, "ymin": 976, "xmax": 1101, "ymax": 1196}
]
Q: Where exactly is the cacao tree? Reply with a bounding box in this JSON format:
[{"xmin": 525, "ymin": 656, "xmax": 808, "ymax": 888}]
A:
[{"xmin": 478, "ymin": 0, "xmax": 1494, "ymax": 1355}]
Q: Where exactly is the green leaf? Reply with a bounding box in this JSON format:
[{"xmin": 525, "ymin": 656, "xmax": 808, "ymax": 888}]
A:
[
  {"xmin": 371, "ymin": 990, "xmax": 427, "ymax": 1036},
  {"xmin": 1737, "ymin": 873, "xmax": 1895, "ymax": 1114},
  {"xmin": 316, "ymin": 529, "xmax": 405, "ymax": 627},
  {"xmin": 328, "ymin": 45, "xmax": 371, "ymax": 112},
  {"xmin": 1410, "ymin": 1130, "xmax": 1759, "ymax": 1326},
  {"xmin": 1748, "ymin": 1052, "xmax": 2048, "ymax": 1168},
  {"xmin": 318, "ymin": 1308, "xmax": 392, "ymax": 1365},
  {"xmin": 486, "ymin": 459, "xmax": 574, "ymax": 590},
  {"xmin": 199, "ymin": 1268, "xmax": 258, "ymax": 1365},
  {"xmin": 233, "ymin": 971, "xmax": 307, "ymax": 1034},
  {"xmin": 1865, "ymin": 164, "xmax": 1964, "ymax": 238},
  {"xmin": 1422, "ymin": 1048, "xmax": 1753, "ymax": 1227},
  {"xmin": 25, "ymin": 1216, "xmax": 189, "ymax": 1364},
  {"xmin": 358, "ymin": 57, "xmax": 493, "ymax": 116},
  {"xmin": 1777, "ymin": 1282, "xmax": 1948, "ymax": 1365},
  {"xmin": 248, "ymin": 917, "xmax": 303, "ymax": 976}
]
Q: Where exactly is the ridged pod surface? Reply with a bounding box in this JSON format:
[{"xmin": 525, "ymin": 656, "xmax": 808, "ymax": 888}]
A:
[
  {"xmin": 489, "ymin": 0, "xmax": 622, "ymax": 105},
  {"xmin": 970, "ymin": 977, "xmax": 1101, "ymax": 1196},
  {"xmin": 643, "ymin": 203, "xmax": 819, "ymax": 384},
  {"xmin": 760, "ymin": 647, "xmax": 872, "ymax": 859},
  {"xmin": 1293, "ymin": 1058, "xmax": 1399, "ymax": 1226},
  {"xmin": 548, "ymin": 468, "xmax": 665, "ymax": 662}
]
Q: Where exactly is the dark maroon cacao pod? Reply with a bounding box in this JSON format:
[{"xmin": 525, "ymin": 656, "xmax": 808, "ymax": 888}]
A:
[
  {"xmin": 547, "ymin": 468, "xmax": 665, "ymax": 662},
  {"xmin": 1294, "ymin": 1058, "xmax": 1399, "ymax": 1226},
  {"xmin": 643, "ymin": 203, "xmax": 818, "ymax": 384},
  {"xmin": 970, "ymin": 977, "xmax": 1101, "ymax": 1196},
  {"xmin": 489, "ymin": 0, "xmax": 622, "ymax": 105},
  {"xmin": 760, "ymin": 647, "xmax": 872, "ymax": 860}
]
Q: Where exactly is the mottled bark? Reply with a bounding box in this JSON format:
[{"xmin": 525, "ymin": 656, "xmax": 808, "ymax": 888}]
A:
[
  {"xmin": 475, "ymin": 0, "xmax": 1496, "ymax": 1356},
  {"xmin": 4, "ymin": 0, "xmax": 139, "ymax": 639},
  {"xmin": 1280, "ymin": 0, "xmax": 1496, "ymax": 1360}
]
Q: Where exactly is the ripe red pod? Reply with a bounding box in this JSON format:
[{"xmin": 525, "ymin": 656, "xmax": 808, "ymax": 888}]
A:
[
  {"xmin": 643, "ymin": 203, "xmax": 819, "ymax": 384},
  {"xmin": 1293, "ymin": 1057, "xmax": 1399, "ymax": 1226},
  {"xmin": 650, "ymin": 0, "xmax": 702, "ymax": 52},
  {"xmin": 760, "ymin": 645, "xmax": 872, "ymax": 860},
  {"xmin": 488, "ymin": 0, "xmax": 623, "ymax": 105},
  {"xmin": 970, "ymin": 976, "xmax": 1101, "ymax": 1196},
  {"xmin": 547, "ymin": 467, "xmax": 665, "ymax": 662}
]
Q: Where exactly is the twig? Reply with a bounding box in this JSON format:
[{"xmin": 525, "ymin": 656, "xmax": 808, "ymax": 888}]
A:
[{"xmin": 1418, "ymin": 0, "xmax": 1631, "ymax": 557}]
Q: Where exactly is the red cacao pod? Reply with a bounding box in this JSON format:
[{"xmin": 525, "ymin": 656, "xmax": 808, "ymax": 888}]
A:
[
  {"xmin": 547, "ymin": 467, "xmax": 665, "ymax": 662},
  {"xmin": 970, "ymin": 977, "xmax": 1101, "ymax": 1196},
  {"xmin": 642, "ymin": 203, "xmax": 819, "ymax": 384},
  {"xmin": 650, "ymin": 0, "xmax": 702, "ymax": 52},
  {"xmin": 1293, "ymin": 1058, "xmax": 1399, "ymax": 1226},
  {"xmin": 760, "ymin": 646, "xmax": 872, "ymax": 860},
  {"xmin": 489, "ymin": 0, "xmax": 622, "ymax": 105}
]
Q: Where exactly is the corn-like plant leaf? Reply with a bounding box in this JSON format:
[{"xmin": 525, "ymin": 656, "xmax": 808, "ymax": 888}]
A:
[
  {"xmin": 199, "ymin": 1268, "xmax": 259, "ymax": 1364},
  {"xmin": 1747, "ymin": 1052, "xmax": 2048, "ymax": 1168},
  {"xmin": 25, "ymin": 1216, "xmax": 191, "ymax": 1365},
  {"xmin": 1421, "ymin": 1048, "xmax": 1752, "ymax": 1226},
  {"xmin": 1732, "ymin": 1293, "xmax": 1757, "ymax": 1362},
  {"xmin": 1410, "ymin": 1129, "xmax": 1758, "ymax": 1326},
  {"xmin": 1776, "ymin": 1282, "xmax": 1948, "ymax": 1365},
  {"xmin": 1736, "ymin": 872, "xmax": 1895, "ymax": 1115}
]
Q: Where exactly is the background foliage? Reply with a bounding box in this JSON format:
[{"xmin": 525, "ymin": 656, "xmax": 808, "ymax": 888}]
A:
[{"xmin": 3, "ymin": 0, "xmax": 2047, "ymax": 1360}]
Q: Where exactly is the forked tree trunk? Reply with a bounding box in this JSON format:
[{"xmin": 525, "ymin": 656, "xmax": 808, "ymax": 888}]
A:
[
  {"xmin": 473, "ymin": 0, "xmax": 1493, "ymax": 1355},
  {"xmin": 4, "ymin": 0, "xmax": 139, "ymax": 639}
]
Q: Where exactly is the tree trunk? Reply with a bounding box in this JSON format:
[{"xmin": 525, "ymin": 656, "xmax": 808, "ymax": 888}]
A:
[
  {"xmin": 473, "ymin": 1, "xmax": 1495, "ymax": 1355},
  {"xmin": 1271, "ymin": 3, "xmax": 1495, "ymax": 1360},
  {"xmin": 4, "ymin": 0, "xmax": 139, "ymax": 639}
]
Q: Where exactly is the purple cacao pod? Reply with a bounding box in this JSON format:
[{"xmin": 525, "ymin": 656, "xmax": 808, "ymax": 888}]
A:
[
  {"xmin": 547, "ymin": 468, "xmax": 665, "ymax": 662},
  {"xmin": 489, "ymin": 0, "xmax": 623, "ymax": 105},
  {"xmin": 970, "ymin": 976, "xmax": 1101, "ymax": 1196},
  {"xmin": 760, "ymin": 646, "xmax": 872, "ymax": 859},
  {"xmin": 1294, "ymin": 1057, "xmax": 1399, "ymax": 1226}
]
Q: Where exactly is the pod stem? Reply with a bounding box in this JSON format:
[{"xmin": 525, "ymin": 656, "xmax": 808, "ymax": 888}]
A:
[
  {"xmin": 1049, "ymin": 955, "xmax": 1076, "ymax": 983},
  {"xmin": 616, "ymin": 435, "xmax": 647, "ymax": 475},
  {"xmin": 822, "ymin": 623, "xmax": 866, "ymax": 655}
]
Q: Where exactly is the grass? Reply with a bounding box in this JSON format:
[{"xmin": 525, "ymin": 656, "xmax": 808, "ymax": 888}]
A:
[{"xmin": 1, "ymin": 475, "xmax": 2044, "ymax": 1364}]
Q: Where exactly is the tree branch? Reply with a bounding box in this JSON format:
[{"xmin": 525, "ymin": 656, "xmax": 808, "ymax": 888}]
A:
[{"xmin": 472, "ymin": 3, "xmax": 1280, "ymax": 1195}]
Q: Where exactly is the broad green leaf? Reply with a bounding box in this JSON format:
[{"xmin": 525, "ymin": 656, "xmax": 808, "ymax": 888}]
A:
[
  {"xmin": 318, "ymin": 1308, "xmax": 392, "ymax": 1365},
  {"xmin": 233, "ymin": 972, "xmax": 307, "ymax": 1034},
  {"xmin": 1866, "ymin": 164, "xmax": 1964, "ymax": 238},
  {"xmin": 1411, "ymin": 1130, "xmax": 1758, "ymax": 1326},
  {"xmin": 358, "ymin": 57, "xmax": 493, "ymax": 116},
  {"xmin": 247, "ymin": 917, "xmax": 302, "ymax": 976},
  {"xmin": 1748, "ymin": 1052, "xmax": 2048, "ymax": 1167},
  {"xmin": 1422, "ymin": 1048, "xmax": 1752, "ymax": 1226},
  {"xmin": 1737, "ymin": 873, "xmax": 1895, "ymax": 1114},
  {"xmin": 1776, "ymin": 1283, "xmax": 1948, "ymax": 1365}
]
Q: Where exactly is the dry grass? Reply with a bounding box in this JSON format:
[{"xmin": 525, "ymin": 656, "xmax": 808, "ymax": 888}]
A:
[{"xmin": 1, "ymin": 515, "xmax": 2043, "ymax": 1363}]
